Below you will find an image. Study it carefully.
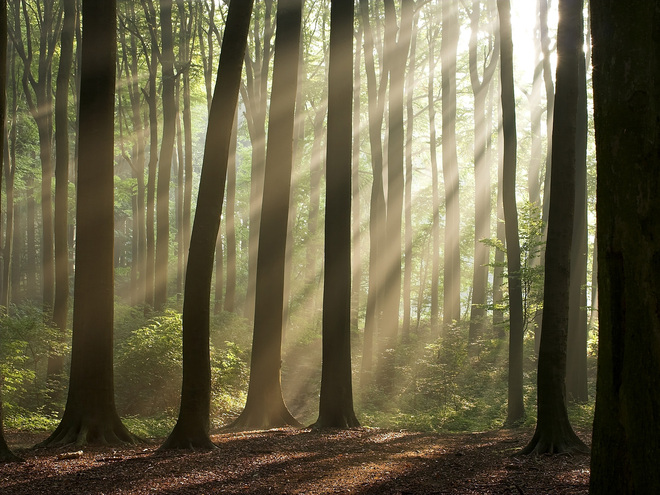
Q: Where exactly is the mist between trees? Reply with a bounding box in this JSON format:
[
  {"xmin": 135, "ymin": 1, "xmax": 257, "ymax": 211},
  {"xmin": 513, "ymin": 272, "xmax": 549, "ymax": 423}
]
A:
[{"xmin": 1, "ymin": 0, "xmax": 651, "ymax": 490}]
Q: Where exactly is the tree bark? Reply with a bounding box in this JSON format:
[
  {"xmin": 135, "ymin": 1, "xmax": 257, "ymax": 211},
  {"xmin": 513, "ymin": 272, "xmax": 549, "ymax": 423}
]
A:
[
  {"xmin": 154, "ymin": 0, "xmax": 177, "ymax": 310},
  {"xmin": 520, "ymin": 0, "xmax": 588, "ymax": 455},
  {"xmin": 565, "ymin": 45, "xmax": 588, "ymax": 403},
  {"xmin": 467, "ymin": 0, "xmax": 498, "ymax": 353},
  {"xmin": 161, "ymin": 0, "xmax": 254, "ymax": 449},
  {"xmin": 442, "ymin": 0, "xmax": 461, "ymax": 328},
  {"xmin": 40, "ymin": 0, "xmax": 135, "ymax": 447},
  {"xmin": 0, "ymin": 0, "xmax": 22, "ymax": 463},
  {"xmin": 497, "ymin": 0, "xmax": 525, "ymax": 425},
  {"xmin": 48, "ymin": 0, "xmax": 76, "ymax": 396},
  {"xmin": 313, "ymin": 0, "xmax": 359, "ymax": 429},
  {"xmin": 230, "ymin": 0, "xmax": 302, "ymax": 431},
  {"xmin": 589, "ymin": 0, "xmax": 660, "ymax": 491}
]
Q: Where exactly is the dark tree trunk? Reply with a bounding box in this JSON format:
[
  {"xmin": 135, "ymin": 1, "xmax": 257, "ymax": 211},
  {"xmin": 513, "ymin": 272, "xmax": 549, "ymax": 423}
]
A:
[
  {"xmin": 26, "ymin": 177, "xmax": 36, "ymax": 300},
  {"xmin": 442, "ymin": 0, "xmax": 461, "ymax": 328},
  {"xmin": 48, "ymin": 0, "xmax": 76, "ymax": 397},
  {"xmin": 313, "ymin": 0, "xmax": 359, "ymax": 429},
  {"xmin": 243, "ymin": 0, "xmax": 274, "ymax": 321},
  {"xmin": 154, "ymin": 0, "xmax": 177, "ymax": 310},
  {"xmin": 143, "ymin": 8, "xmax": 159, "ymax": 309},
  {"xmin": 11, "ymin": 0, "xmax": 60, "ymax": 314},
  {"xmin": 0, "ymin": 0, "xmax": 22, "ymax": 463},
  {"xmin": 565, "ymin": 46, "xmax": 588, "ymax": 403},
  {"xmin": 305, "ymin": 103, "xmax": 326, "ymax": 309},
  {"xmin": 520, "ymin": 0, "xmax": 587, "ymax": 455},
  {"xmin": 497, "ymin": 0, "xmax": 525, "ymax": 425},
  {"xmin": 40, "ymin": 0, "xmax": 135, "ymax": 447},
  {"xmin": 589, "ymin": 0, "xmax": 660, "ymax": 491},
  {"xmin": 177, "ymin": 0, "xmax": 194, "ymax": 290},
  {"xmin": 160, "ymin": 0, "xmax": 254, "ymax": 450},
  {"xmin": 492, "ymin": 76, "xmax": 506, "ymax": 335},
  {"xmin": 2, "ymin": 49, "xmax": 18, "ymax": 307},
  {"xmin": 230, "ymin": 0, "xmax": 302, "ymax": 430},
  {"xmin": 359, "ymin": 0, "xmax": 386, "ymax": 386}
]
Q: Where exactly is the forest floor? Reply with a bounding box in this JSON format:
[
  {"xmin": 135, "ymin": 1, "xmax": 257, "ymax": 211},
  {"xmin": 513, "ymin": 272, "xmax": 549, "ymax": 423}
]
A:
[{"xmin": 0, "ymin": 427, "xmax": 590, "ymax": 494}]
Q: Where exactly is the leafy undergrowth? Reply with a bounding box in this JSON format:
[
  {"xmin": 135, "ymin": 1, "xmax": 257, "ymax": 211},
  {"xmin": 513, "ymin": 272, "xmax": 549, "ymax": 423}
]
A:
[{"xmin": 1, "ymin": 427, "xmax": 590, "ymax": 494}]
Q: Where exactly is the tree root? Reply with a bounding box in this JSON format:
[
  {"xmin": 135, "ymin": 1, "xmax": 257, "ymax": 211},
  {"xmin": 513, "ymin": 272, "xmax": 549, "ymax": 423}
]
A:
[
  {"xmin": 37, "ymin": 417, "xmax": 137, "ymax": 448},
  {"xmin": 226, "ymin": 406, "xmax": 302, "ymax": 432},
  {"xmin": 518, "ymin": 429, "xmax": 589, "ymax": 456},
  {"xmin": 159, "ymin": 423, "xmax": 217, "ymax": 451}
]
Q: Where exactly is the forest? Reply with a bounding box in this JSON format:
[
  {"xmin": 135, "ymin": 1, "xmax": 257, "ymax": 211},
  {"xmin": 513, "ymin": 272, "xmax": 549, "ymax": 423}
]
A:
[{"xmin": 0, "ymin": 0, "xmax": 658, "ymax": 493}]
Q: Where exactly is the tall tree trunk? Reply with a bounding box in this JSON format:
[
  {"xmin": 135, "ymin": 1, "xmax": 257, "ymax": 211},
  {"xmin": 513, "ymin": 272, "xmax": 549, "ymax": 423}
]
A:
[
  {"xmin": 520, "ymin": 0, "xmax": 587, "ymax": 455},
  {"xmin": 26, "ymin": 178, "xmax": 37, "ymax": 300},
  {"xmin": 154, "ymin": 0, "xmax": 177, "ymax": 310},
  {"xmin": 441, "ymin": 0, "xmax": 461, "ymax": 327},
  {"xmin": 498, "ymin": 0, "xmax": 525, "ymax": 425},
  {"xmin": 48, "ymin": 0, "xmax": 76, "ymax": 397},
  {"xmin": 314, "ymin": 0, "xmax": 359, "ymax": 429},
  {"xmin": 359, "ymin": 0, "xmax": 387, "ymax": 386},
  {"xmin": 161, "ymin": 0, "xmax": 254, "ymax": 450},
  {"xmin": 230, "ymin": 0, "xmax": 302, "ymax": 430},
  {"xmin": 566, "ymin": 43, "xmax": 588, "ymax": 403},
  {"xmin": 2, "ymin": 49, "xmax": 18, "ymax": 308},
  {"xmin": 590, "ymin": 1, "xmax": 660, "ymax": 489},
  {"xmin": 243, "ymin": 0, "xmax": 274, "ymax": 321},
  {"xmin": 467, "ymin": 0, "xmax": 498, "ymax": 353},
  {"xmin": 224, "ymin": 112, "xmax": 238, "ymax": 313},
  {"xmin": 40, "ymin": 0, "xmax": 135, "ymax": 447},
  {"xmin": 0, "ymin": 0, "xmax": 21, "ymax": 462},
  {"xmin": 351, "ymin": 25, "xmax": 362, "ymax": 333},
  {"xmin": 428, "ymin": 20, "xmax": 440, "ymax": 335},
  {"xmin": 492, "ymin": 74, "xmax": 506, "ymax": 335},
  {"xmin": 402, "ymin": 13, "xmax": 417, "ymax": 338},
  {"xmin": 144, "ymin": 36, "xmax": 159, "ymax": 310}
]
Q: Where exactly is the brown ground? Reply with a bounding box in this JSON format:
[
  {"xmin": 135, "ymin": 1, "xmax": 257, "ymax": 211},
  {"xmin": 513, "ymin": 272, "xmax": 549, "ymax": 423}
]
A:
[{"xmin": 0, "ymin": 427, "xmax": 590, "ymax": 494}]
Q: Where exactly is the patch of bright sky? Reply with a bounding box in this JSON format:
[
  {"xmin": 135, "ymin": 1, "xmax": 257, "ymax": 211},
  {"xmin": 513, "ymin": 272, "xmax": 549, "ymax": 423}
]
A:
[{"xmin": 510, "ymin": 0, "xmax": 558, "ymax": 85}]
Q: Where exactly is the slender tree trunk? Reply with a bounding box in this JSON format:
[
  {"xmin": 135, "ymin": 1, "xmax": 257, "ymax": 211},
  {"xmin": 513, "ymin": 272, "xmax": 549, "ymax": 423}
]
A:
[
  {"xmin": 467, "ymin": 0, "xmax": 498, "ymax": 354},
  {"xmin": 520, "ymin": 0, "xmax": 587, "ymax": 455},
  {"xmin": 402, "ymin": 14, "xmax": 417, "ymax": 338},
  {"xmin": 0, "ymin": 0, "xmax": 21, "ymax": 462},
  {"xmin": 244, "ymin": 0, "xmax": 274, "ymax": 321},
  {"xmin": 224, "ymin": 112, "xmax": 238, "ymax": 314},
  {"xmin": 144, "ymin": 40, "xmax": 159, "ymax": 310},
  {"xmin": 351, "ymin": 25, "xmax": 363, "ymax": 333},
  {"xmin": 230, "ymin": 0, "xmax": 302, "ymax": 430},
  {"xmin": 26, "ymin": 178, "xmax": 37, "ymax": 300},
  {"xmin": 161, "ymin": 0, "xmax": 254, "ymax": 450},
  {"xmin": 154, "ymin": 0, "xmax": 177, "ymax": 310},
  {"xmin": 441, "ymin": 0, "xmax": 461, "ymax": 327},
  {"xmin": 566, "ymin": 44, "xmax": 588, "ymax": 403},
  {"xmin": 314, "ymin": 0, "xmax": 359, "ymax": 429},
  {"xmin": 48, "ymin": 0, "xmax": 76, "ymax": 397},
  {"xmin": 359, "ymin": 0, "xmax": 387, "ymax": 387},
  {"xmin": 428, "ymin": 21, "xmax": 440, "ymax": 335},
  {"xmin": 498, "ymin": 0, "xmax": 525, "ymax": 425}
]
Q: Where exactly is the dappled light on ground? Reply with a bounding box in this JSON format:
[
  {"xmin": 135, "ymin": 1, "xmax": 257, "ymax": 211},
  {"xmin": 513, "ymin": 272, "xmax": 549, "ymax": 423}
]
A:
[{"xmin": 1, "ymin": 427, "xmax": 590, "ymax": 494}]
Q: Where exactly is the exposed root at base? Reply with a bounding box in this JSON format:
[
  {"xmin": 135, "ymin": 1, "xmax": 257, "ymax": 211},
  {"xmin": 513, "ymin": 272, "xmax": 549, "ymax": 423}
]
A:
[{"xmin": 37, "ymin": 419, "xmax": 137, "ymax": 448}]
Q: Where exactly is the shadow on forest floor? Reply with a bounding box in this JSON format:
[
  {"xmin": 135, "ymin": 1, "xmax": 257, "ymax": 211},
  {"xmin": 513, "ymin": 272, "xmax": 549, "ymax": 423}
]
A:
[{"xmin": 1, "ymin": 427, "xmax": 590, "ymax": 494}]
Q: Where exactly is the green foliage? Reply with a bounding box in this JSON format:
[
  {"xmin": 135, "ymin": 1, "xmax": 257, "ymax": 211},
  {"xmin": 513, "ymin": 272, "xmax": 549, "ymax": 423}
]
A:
[
  {"xmin": 482, "ymin": 200, "xmax": 545, "ymax": 336},
  {"xmin": 0, "ymin": 304, "xmax": 69, "ymax": 416},
  {"xmin": 114, "ymin": 309, "xmax": 250, "ymax": 427}
]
